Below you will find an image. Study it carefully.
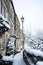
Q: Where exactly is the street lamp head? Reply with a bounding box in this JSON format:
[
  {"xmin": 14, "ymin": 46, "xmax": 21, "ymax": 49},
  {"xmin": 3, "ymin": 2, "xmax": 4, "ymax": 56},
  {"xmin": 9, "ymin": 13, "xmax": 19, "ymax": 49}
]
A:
[{"xmin": 21, "ymin": 16, "xmax": 24, "ymax": 23}]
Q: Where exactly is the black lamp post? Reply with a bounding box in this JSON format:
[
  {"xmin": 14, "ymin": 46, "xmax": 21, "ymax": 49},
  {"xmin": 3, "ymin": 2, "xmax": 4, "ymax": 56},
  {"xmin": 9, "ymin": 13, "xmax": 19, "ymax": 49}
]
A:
[{"xmin": 21, "ymin": 16, "xmax": 24, "ymax": 48}]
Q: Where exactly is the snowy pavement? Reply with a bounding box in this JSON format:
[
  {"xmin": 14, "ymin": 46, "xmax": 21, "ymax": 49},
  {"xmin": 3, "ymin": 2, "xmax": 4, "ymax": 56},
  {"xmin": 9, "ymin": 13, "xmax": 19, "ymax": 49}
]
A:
[
  {"xmin": 13, "ymin": 51, "xmax": 26, "ymax": 65},
  {"xmin": 1, "ymin": 50, "xmax": 43, "ymax": 65}
]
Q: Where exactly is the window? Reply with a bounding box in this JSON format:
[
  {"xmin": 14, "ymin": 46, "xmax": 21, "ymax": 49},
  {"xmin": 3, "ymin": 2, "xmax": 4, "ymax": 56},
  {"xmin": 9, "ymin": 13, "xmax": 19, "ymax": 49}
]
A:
[
  {"xmin": 2, "ymin": 34, "xmax": 5, "ymax": 48},
  {"xmin": 2, "ymin": 2, "xmax": 4, "ymax": 17},
  {"xmin": 0, "ymin": 1, "xmax": 1, "ymax": 14},
  {"xmin": 4, "ymin": 7, "xmax": 6, "ymax": 18},
  {"xmin": 4, "ymin": 8, "xmax": 8, "ymax": 20},
  {"xmin": 1, "ymin": 1, "xmax": 8, "ymax": 20},
  {"xmin": 6, "ymin": 11, "xmax": 8, "ymax": 20},
  {"xmin": 0, "ymin": 37, "xmax": 2, "ymax": 48}
]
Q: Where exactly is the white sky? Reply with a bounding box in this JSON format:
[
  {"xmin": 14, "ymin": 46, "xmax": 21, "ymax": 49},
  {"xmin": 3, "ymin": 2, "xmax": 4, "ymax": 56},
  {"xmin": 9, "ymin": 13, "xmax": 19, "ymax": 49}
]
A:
[{"xmin": 12, "ymin": 0, "xmax": 43, "ymax": 35}]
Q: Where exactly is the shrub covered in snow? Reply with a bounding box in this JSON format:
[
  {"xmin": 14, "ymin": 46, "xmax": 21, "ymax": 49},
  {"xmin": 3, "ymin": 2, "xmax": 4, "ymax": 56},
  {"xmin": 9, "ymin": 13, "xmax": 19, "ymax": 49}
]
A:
[
  {"xmin": 0, "ymin": 54, "xmax": 13, "ymax": 65},
  {"xmin": 2, "ymin": 55, "xmax": 14, "ymax": 61},
  {"xmin": 6, "ymin": 38, "xmax": 15, "ymax": 55}
]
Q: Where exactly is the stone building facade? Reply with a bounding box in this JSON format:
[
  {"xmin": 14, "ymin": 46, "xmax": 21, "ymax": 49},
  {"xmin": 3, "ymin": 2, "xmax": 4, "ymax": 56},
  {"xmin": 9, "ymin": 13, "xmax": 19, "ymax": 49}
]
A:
[
  {"xmin": 0, "ymin": 0, "xmax": 15, "ymax": 55},
  {"xmin": 15, "ymin": 15, "xmax": 20, "ymax": 50},
  {"xmin": 15, "ymin": 15, "xmax": 23, "ymax": 51},
  {"xmin": 0, "ymin": 0, "xmax": 25, "ymax": 54}
]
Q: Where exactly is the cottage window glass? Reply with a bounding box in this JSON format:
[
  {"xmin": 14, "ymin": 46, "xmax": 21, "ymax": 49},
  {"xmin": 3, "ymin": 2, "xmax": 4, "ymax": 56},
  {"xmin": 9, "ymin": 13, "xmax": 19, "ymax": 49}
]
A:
[
  {"xmin": 1, "ymin": 1, "xmax": 8, "ymax": 20},
  {"xmin": 0, "ymin": 38, "xmax": 2, "ymax": 48},
  {"xmin": 4, "ymin": 6, "xmax": 8, "ymax": 20},
  {"xmin": 4, "ymin": 8, "xmax": 6, "ymax": 18},
  {"xmin": 0, "ymin": 1, "xmax": 1, "ymax": 14},
  {"xmin": 6, "ymin": 11, "xmax": 8, "ymax": 20},
  {"xmin": 2, "ymin": 2, "xmax": 4, "ymax": 17},
  {"xmin": 2, "ymin": 34, "xmax": 5, "ymax": 48}
]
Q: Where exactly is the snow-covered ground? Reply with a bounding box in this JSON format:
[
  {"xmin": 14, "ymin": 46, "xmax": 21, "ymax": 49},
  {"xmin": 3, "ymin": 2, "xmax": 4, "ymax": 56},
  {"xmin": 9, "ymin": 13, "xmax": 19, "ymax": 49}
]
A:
[
  {"xmin": 13, "ymin": 51, "xmax": 26, "ymax": 65},
  {"xmin": 2, "ymin": 51, "xmax": 26, "ymax": 65},
  {"xmin": 1, "ymin": 50, "xmax": 43, "ymax": 65},
  {"xmin": 2, "ymin": 43, "xmax": 43, "ymax": 65}
]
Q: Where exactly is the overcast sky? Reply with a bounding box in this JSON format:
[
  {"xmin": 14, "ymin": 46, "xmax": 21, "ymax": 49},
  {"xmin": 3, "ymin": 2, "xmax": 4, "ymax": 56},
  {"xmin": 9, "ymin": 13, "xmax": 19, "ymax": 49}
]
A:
[{"xmin": 12, "ymin": 0, "xmax": 43, "ymax": 35}]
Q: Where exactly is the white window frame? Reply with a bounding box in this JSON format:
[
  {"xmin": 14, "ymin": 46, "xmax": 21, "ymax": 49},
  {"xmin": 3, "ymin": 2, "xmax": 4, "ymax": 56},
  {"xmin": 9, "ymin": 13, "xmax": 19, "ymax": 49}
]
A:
[
  {"xmin": 2, "ymin": 34, "xmax": 5, "ymax": 48},
  {"xmin": 0, "ymin": 37, "xmax": 2, "ymax": 48},
  {"xmin": 1, "ymin": 1, "xmax": 8, "ymax": 20},
  {"xmin": 0, "ymin": 1, "xmax": 1, "ymax": 14},
  {"xmin": 2, "ymin": 2, "xmax": 4, "ymax": 17}
]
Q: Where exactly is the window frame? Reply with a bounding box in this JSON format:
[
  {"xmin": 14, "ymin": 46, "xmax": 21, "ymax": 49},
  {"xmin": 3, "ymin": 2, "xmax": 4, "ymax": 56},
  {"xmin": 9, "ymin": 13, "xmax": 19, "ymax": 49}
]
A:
[{"xmin": 1, "ymin": 1, "xmax": 8, "ymax": 20}]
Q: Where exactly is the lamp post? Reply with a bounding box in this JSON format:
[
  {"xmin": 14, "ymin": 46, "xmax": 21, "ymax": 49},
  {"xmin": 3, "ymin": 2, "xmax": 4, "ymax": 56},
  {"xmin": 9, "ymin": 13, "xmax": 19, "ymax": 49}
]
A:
[{"xmin": 21, "ymin": 16, "xmax": 24, "ymax": 48}]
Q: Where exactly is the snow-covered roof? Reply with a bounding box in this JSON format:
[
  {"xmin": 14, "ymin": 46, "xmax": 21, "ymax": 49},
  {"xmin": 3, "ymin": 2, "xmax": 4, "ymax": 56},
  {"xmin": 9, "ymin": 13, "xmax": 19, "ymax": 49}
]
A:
[
  {"xmin": 0, "ymin": 14, "xmax": 10, "ymax": 29},
  {"xmin": 2, "ymin": 21, "xmax": 10, "ymax": 29}
]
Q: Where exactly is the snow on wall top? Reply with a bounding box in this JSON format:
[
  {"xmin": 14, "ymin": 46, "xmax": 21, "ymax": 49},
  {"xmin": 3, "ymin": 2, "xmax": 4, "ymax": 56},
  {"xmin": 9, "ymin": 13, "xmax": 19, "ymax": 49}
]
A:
[
  {"xmin": 2, "ymin": 55, "xmax": 14, "ymax": 61},
  {"xmin": 36, "ymin": 61, "xmax": 43, "ymax": 65},
  {"xmin": 24, "ymin": 44, "xmax": 43, "ymax": 57}
]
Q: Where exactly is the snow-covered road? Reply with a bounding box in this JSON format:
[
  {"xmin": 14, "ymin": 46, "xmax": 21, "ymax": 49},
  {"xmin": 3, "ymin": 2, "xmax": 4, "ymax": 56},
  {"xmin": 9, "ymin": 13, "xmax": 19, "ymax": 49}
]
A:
[{"xmin": 13, "ymin": 51, "xmax": 26, "ymax": 65}]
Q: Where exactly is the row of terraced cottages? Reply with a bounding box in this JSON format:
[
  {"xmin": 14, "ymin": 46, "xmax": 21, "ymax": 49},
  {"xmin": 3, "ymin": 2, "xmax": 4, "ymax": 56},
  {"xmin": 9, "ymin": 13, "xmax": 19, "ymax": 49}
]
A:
[{"xmin": 0, "ymin": 0, "xmax": 17, "ymax": 55}]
